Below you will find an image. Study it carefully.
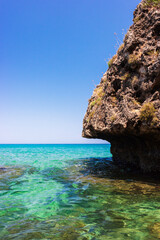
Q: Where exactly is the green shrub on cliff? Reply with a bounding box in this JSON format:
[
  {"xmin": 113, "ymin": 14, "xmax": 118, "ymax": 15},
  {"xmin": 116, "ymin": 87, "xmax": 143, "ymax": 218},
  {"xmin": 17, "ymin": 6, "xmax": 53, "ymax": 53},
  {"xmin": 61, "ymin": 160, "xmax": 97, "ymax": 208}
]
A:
[
  {"xmin": 143, "ymin": 0, "xmax": 160, "ymax": 7},
  {"xmin": 120, "ymin": 72, "xmax": 130, "ymax": 81},
  {"xmin": 110, "ymin": 114, "xmax": 117, "ymax": 123},
  {"xmin": 118, "ymin": 43, "xmax": 124, "ymax": 53},
  {"xmin": 140, "ymin": 102, "xmax": 156, "ymax": 122},
  {"xmin": 90, "ymin": 100, "xmax": 96, "ymax": 108},
  {"xmin": 94, "ymin": 87, "xmax": 105, "ymax": 98},
  {"xmin": 128, "ymin": 52, "xmax": 141, "ymax": 65},
  {"xmin": 146, "ymin": 50, "xmax": 159, "ymax": 57},
  {"xmin": 90, "ymin": 97, "xmax": 102, "ymax": 109},
  {"xmin": 108, "ymin": 55, "xmax": 117, "ymax": 68},
  {"xmin": 133, "ymin": 16, "xmax": 140, "ymax": 23},
  {"xmin": 88, "ymin": 110, "xmax": 95, "ymax": 120}
]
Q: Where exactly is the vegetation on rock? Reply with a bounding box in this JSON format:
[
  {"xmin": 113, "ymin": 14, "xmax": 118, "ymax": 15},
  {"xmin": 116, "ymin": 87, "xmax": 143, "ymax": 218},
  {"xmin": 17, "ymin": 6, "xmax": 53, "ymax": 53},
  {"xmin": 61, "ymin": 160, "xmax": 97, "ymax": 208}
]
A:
[
  {"xmin": 90, "ymin": 100, "xmax": 96, "ymax": 108},
  {"xmin": 139, "ymin": 102, "xmax": 156, "ymax": 122},
  {"xmin": 143, "ymin": 0, "xmax": 160, "ymax": 7},
  {"xmin": 146, "ymin": 50, "xmax": 159, "ymax": 57},
  {"xmin": 108, "ymin": 55, "xmax": 117, "ymax": 68},
  {"xmin": 117, "ymin": 43, "xmax": 124, "ymax": 53},
  {"xmin": 120, "ymin": 72, "xmax": 130, "ymax": 81},
  {"xmin": 110, "ymin": 114, "xmax": 117, "ymax": 123},
  {"xmin": 128, "ymin": 53, "xmax": 141, "ymax": 65},
  {"xmin": 94, "ymin": 87, "xmax": 105, "ymax": 98}
]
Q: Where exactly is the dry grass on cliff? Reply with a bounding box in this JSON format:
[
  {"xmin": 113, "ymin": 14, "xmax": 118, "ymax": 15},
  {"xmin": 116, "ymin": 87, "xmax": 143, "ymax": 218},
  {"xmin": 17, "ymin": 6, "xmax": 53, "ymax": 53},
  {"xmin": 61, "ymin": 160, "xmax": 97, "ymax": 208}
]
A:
[
  {"xmin": 120, "ymin": 72, "xmax": 130, "ymax": 81},
  {"xmin": 143, "ymin": 0, "xmax": 160, "ymax": 7},
  {"xmin": 90, "ymin": 100, "xmax": 96, "ymax": 108},
  {"xmin": 134, "ymin": 16, "xmax": 141, "ymax": 23},
  {"xmin": 108, "ymin": 55, "xmax": 117, "ymax": 68},
  {"xmin": 128, "ymin": 52, "xmax": 142, "ymax": 65},
  {"xmin": 88, "ymin": 110, "xmax": 95, "ymax": 120},
  {"xmin": 110, "ymin": 114, "xmax": 117, "ymax": 123},
  {"xmin": 90, "ymin": 98, "xmax": 101, "ymax": 109},
  {"xmin": 140, "ymin": 102, "xmax": 156, "ymax": 122},
  {"xmin": 117, "ymin": 43, "xmax": 124, "ymax": 53},
  {"xmin": 94, "ymin": 87, "xmax": 105, "ymax": 98},
  {"xmin": 146, "ymin": 50, "xmax": 159, "ymax": 57}
]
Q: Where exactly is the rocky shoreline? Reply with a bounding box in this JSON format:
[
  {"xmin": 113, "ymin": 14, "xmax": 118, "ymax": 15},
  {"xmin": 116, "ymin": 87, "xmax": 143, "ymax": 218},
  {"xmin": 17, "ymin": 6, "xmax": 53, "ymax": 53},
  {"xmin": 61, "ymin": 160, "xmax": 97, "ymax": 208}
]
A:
[{"xmin": 83, "ymin": 0, "xmax": 160, "ymax": 173}]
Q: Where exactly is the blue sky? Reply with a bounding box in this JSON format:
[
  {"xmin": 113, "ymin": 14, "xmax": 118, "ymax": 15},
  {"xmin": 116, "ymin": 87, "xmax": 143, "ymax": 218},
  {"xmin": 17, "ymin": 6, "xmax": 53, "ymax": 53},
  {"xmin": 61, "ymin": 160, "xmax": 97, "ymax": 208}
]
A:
[{"xmin": 0, "ymin": 0, "xmax": 140, "ymax": 143}]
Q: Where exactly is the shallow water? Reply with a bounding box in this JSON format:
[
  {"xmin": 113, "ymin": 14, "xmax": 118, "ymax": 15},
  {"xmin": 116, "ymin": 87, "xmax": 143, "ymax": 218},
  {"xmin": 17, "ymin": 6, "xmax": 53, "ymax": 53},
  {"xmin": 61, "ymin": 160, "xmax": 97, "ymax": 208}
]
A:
[{"xmin": 0, "ymin": 144, "xmax": 160, "ymax": 240}]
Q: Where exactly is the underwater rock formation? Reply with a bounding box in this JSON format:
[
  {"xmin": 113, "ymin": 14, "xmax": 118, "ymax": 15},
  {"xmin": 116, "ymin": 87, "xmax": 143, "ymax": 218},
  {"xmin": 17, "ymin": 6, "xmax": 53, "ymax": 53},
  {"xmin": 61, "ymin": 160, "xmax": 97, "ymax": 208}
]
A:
[{"xmin": 82, "ymin": 0, "xmax": 160, "ymax": 172}]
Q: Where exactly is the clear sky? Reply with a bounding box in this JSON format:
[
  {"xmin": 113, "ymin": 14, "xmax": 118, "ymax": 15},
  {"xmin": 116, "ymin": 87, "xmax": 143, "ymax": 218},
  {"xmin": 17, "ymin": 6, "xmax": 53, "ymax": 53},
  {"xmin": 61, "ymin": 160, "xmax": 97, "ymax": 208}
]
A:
[{"xmin": 0, "ymin": 0, "xmax": 140, "ymax": 143}]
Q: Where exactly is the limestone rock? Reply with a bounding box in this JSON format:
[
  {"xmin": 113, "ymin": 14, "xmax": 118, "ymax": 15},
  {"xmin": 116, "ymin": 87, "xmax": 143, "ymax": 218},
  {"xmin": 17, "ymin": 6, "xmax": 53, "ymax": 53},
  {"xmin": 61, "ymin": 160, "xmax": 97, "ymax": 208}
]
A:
[{"xmin": 82, "ymin": 0, "xmax": 160, "ymax": 172}]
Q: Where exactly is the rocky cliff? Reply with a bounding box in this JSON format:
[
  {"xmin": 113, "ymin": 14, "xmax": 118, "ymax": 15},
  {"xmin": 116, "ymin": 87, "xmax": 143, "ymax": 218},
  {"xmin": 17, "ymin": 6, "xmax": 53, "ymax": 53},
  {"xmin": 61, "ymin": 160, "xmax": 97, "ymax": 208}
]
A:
[{"xmin": 82, "ymin": 0, "xmax": 160, "ymax": 172}]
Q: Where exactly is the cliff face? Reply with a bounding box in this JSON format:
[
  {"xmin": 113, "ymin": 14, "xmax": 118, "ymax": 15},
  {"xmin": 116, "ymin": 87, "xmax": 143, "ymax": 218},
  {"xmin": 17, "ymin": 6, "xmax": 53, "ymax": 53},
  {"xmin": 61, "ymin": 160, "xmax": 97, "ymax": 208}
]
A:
[{"xmin": 82, "ymin": 0, "xmax": 160, "ymax": 172}]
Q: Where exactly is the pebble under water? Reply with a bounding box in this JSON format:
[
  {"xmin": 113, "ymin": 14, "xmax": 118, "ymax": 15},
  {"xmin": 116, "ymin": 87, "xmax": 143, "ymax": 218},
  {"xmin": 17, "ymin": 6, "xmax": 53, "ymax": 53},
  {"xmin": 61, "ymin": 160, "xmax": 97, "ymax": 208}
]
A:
[{"xmin": 0, "ymin": 144, "xmax": 160, "ymax": 240}]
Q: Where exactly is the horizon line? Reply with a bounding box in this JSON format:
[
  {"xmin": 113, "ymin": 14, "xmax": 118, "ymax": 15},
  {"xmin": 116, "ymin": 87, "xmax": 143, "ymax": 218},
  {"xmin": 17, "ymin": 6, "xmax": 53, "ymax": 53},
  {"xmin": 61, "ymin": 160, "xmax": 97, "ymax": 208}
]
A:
[{"xmin": 0, "ymin": 143, "xmax": 109, "ymax": 145}]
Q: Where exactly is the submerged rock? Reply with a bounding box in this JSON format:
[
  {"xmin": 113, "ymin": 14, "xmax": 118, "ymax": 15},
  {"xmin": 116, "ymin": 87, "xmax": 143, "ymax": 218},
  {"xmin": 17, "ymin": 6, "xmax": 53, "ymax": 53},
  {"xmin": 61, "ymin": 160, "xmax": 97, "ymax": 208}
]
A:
[
  {"xmin": 0, "ymin": 165, "xmax": 37, "ymax": 182},
  {"xmin": 41, "ymin": 167, "xmax": 69, "ymax": 182},
  {"xmin": 149, "ymin": 222, "xmax": 160, "ymax": 239},
  {"xmin": 0, "ymin": 166, "xmax": 25, "ymax": 181},
  {"xmin": 82, "ymin": 0, "xmax": 160, "ymax": 173}
]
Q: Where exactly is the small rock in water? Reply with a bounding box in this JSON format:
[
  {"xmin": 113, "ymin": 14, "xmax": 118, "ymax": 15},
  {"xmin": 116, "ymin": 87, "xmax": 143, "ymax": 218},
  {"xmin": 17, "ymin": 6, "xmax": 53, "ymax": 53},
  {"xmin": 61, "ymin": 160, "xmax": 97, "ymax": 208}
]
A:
[
  {"xmin": 0, "ymin": 165, "xmax": 37, "ymax": 182},
  {"xmin": 149, "ymin": 222, "xmax": 160, "ymax": 239}
]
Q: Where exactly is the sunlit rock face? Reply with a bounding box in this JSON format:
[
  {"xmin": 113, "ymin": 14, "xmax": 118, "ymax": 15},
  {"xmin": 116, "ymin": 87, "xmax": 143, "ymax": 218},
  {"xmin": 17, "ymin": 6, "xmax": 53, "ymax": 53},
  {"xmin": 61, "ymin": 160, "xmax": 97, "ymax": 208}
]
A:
[{"xmin": 82, "ymin": 0, "xmax": 160, "ymax": 172}]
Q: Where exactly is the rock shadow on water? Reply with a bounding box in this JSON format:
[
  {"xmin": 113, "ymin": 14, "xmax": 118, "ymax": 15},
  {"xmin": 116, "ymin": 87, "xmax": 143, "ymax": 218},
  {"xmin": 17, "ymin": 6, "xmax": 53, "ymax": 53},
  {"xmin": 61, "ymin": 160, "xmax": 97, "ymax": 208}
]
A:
[
  {"xmin": 79, "ymin": 157, "xmax": 160, "ymax": 195},
  {"xmin": 40, "ymin": 157, "xmax": 160, "ymax": 196},
  {"xmin": 81, "ymin": 157, "xmax": 160, "ymax": 181},
  {"xmin": 37, "ymin": 158, "xmax": 160, "ymax": 239}
]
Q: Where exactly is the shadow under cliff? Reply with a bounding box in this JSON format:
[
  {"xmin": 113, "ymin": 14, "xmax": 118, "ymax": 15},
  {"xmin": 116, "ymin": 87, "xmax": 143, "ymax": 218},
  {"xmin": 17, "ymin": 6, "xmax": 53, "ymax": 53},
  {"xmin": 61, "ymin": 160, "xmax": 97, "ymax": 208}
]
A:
[{"xmin": 80, "ymin": 157, "xmax": 160, "ymax": 183}]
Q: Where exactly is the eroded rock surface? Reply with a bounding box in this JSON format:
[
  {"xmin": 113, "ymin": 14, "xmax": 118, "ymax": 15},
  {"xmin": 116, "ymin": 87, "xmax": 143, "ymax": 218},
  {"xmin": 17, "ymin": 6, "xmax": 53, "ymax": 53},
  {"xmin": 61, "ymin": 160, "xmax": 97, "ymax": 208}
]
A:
[{"xmin": 82, "ymin": 0, "xmax": 160, "ymax": 172}]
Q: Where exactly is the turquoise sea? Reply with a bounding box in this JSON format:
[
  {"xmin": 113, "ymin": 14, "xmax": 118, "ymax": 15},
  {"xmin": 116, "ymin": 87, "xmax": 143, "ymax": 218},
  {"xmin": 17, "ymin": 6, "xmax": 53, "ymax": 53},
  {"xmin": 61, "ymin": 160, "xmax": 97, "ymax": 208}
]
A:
[{"xmin": 0, "ymin": 144, "xmax": 160, "ymax": 240}]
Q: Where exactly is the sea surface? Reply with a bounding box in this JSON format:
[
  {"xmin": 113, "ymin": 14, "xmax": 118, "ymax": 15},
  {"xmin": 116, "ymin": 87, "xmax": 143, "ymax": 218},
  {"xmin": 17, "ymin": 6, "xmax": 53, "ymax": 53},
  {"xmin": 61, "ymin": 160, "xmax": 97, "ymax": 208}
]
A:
[{"xmin": 0, "ymin": 144, "xmax": 160, "ymax": 240}]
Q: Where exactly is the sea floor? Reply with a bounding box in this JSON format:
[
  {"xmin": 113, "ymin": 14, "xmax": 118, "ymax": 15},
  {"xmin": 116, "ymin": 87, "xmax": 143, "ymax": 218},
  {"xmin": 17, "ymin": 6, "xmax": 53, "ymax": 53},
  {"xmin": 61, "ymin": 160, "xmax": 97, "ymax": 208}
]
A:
[{"xmin": 0, "ymin": 144, "xmax": 160, "ymax": 240}]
